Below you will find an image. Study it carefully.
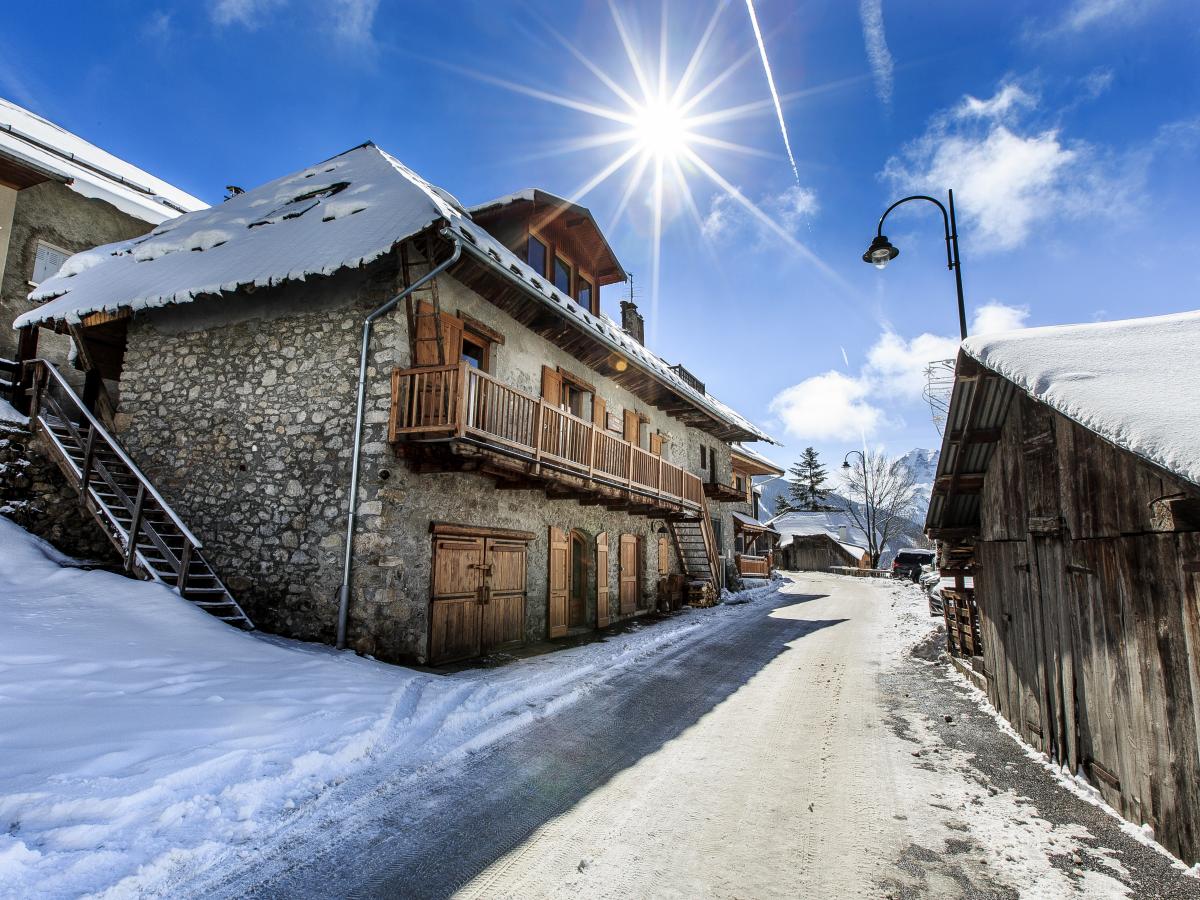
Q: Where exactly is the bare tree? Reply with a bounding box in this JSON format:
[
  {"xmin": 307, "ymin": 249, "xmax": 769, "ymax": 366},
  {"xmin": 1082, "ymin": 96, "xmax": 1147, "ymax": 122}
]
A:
[{"xmin": 835, "ymin": 450, "xmax": 921, "ymax": 567}]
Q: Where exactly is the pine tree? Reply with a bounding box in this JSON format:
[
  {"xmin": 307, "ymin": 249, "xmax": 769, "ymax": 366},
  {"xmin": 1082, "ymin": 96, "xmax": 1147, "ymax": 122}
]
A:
[
  {"xmin": 774, "ymin": 493, "xmax": 794, "ymax": 515},
  {"xmin": 786, "ymin": 447, "xmax": 831, "ymax": 511}
]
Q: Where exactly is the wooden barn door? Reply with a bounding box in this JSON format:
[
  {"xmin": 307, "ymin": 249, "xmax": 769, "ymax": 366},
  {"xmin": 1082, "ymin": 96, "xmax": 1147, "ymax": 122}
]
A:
[
  {"xmin": 429, "ymin": 535, "xmax": 486, "ymax": 664},
  {"xmin": 596, "ymin": 532, "xmax": 610, "ymax": 627},
  {"xmin": 619, "ymin": 533, "xmax": 639, "ymax": 615},
  {"xmin": 549, "ymin": 526, "xmax": 569, "ymax": 638},
  {"xmin": 429, "ymin": 529, "xmax": 529, "ymax": 665},
  {"xmin": 481, "ymin": 538, "xmax": 527, "ymax": 652}
]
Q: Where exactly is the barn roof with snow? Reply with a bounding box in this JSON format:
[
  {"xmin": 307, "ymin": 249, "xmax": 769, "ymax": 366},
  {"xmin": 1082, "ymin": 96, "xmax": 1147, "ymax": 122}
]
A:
[
  {"xmin": 768, "ymin": 510, "xmax": 875, "ymax": 552},
  {"xmin": 927, "ymin": 309, "xmax": 1200, "ymax": 537},
  {"xmin": 17, "ymin": 142, "xmax": 774, "ymax": 444},
  {"xmin": 0, "ymin": 97, "xmax": 206, "ymax": 224}
]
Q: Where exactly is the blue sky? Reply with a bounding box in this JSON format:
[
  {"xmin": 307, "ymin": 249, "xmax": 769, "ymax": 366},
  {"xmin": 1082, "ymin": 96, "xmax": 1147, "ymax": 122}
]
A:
[{"xmin": 3, "ymin": 0, "xmax": 1198, "ymax": 473}]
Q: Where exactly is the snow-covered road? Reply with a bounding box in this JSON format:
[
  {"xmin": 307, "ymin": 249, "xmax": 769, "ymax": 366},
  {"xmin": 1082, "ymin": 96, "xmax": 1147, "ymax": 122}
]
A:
[{"xmin": 187, "ymin": 574, "xmax": 1199, "ymax": 899}]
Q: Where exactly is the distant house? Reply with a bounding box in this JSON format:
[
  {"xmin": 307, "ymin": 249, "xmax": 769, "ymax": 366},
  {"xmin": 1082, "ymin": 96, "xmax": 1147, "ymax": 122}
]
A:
[
  {"xmin": 16, "ymin": 143, "xmax": 777, "ymax": 666},
  {"xmin": 926, "ymin": 311, "xmax": 1200, "ymax": 867},
  {"xmin": 0, "ymin": 97, "xmax": 204, "ymax": 381},
  {"xmin": 728, "ymin": 444, "xmax": 784, "ymax": 578},
  {"xmin": 775, "ymin": 531, "xmax": 869, "ymax": 571}
]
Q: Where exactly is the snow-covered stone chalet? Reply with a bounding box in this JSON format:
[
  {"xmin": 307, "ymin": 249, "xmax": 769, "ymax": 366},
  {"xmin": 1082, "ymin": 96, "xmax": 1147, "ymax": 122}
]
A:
[
  {"xmin": 15, "ymin": 142, "xmax": 780, "ymax": 665},
  {"xmin": 926, "ymin": 311, "xmax": 1200, "ymax": 866}
]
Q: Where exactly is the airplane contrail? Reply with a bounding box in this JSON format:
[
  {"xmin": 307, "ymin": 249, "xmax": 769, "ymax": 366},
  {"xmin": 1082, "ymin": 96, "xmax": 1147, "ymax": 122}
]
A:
[{"xmin": 744, "ymin": 0, "xmax": 799, "ymax": 185}]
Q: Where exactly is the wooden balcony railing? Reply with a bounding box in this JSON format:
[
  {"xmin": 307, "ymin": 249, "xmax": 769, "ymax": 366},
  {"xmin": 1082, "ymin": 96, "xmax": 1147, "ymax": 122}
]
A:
[
  {"xmin": 391, "ymin": 363, "xmax": 705, "ymax": 511},
  {"xmin": 736, "ymin": 554, "xmax": 770, "ymax": 577}
]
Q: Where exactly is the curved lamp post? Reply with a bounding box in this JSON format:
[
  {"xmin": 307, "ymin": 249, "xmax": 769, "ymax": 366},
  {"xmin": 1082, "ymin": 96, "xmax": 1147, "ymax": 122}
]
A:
[
  {"xmin": 842, "ymin": 450, "xmax": 875, "ymax": 565},
  {"xmin": 864, "ymin": 190, "xmax": 968, "ymax": 341}
]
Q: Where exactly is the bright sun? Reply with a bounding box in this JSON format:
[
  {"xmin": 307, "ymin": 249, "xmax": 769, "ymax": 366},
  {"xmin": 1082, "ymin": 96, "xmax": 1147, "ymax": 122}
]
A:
[{"xmin": 631, "ymin": 98, "xmax": 691, "ymax": 160}]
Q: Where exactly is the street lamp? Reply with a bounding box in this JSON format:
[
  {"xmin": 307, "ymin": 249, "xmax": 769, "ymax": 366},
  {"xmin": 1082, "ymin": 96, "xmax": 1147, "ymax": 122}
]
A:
[
  {"xmin": 863, "ymin": 190, "xmax": 968, "ymax": 341},
  {"xmin": 843, "ymin": 450, "xmax": 875, "ymax": 566}
]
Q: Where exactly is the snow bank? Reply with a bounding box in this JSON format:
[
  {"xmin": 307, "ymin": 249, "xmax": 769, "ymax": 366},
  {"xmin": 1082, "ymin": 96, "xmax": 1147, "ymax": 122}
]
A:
[
  {"xmin": 0, "ymin": 518, "xmax": 776, "ymax": 898},
  {"xmin": 0, "ymin": 399, "xmax": 26, "ymax": 426},
  {"xmin": 963, "ymin": 309, "xmax": 1200, "ymax": 489}
]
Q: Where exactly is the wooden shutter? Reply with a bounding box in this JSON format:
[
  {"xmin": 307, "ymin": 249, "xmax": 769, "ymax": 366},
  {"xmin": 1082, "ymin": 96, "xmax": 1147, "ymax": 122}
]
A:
[
  {"xmin": 619, "ymin": 533, "xmax": 638, "ymax": 615},
  {"xmin": 593, "ymin": 395, "xmax": 607, "ymax": 429},
  {"xmin": 623, "ymin": 409, "xmax": 639, "ymax": 443},
  {"xmin": 596, "ymin": 532, "xmax": 610, "ymax": 627},
  {"xmin": 548, "ymin": 526, "xmax": 569, "ymax": 638},
  {"xmin": 658, "ymin": 534, "xmax": 669, "ymax": 575},
  {"xmin": 541, "ymin": 365, "xmax": 563, "ymax": 405},
  {"xmin": 480, "ymin": 538, "xmax": 527, "ymax": 651},
  {"xmin": 413, "ymin": 301, "xmax": 463, "ymax": 367},
  {"xmin": 649, "ymin": 433, "xmax": 662, "ymax": 457}
]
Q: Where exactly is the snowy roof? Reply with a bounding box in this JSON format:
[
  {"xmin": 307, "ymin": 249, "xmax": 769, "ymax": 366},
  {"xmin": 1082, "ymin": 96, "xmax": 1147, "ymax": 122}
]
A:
[
  {"xmin": 732, "ymin": 442, "xmax": 785, "ymax": 475},
  {"xmin": 0, "ymin": 97, "xmax": 206, "ymax": 224},
  {"xmin": 835, "ymin": 540, "xmax": 869, "ymax": 560},
  {"xmin": 732, "ymin": 510, "xmax": 777, "ymax": 533},
  {"xmin": 768, "ymin": 510, "xmax": 876, "ymax": 550},
  {"xmin": 962, "ymin": 309, "xmax": 1200, "ymax": 488},
  {"xmin": 18, "ymin": 142, "xmax": 774, "ymax": 443}
]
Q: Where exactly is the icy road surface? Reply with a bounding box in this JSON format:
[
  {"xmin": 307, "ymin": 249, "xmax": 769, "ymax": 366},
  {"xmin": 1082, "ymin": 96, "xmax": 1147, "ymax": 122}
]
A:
[{"xmin": 191, "ymin": 574, "xmax": 1199, "ymax": 899}]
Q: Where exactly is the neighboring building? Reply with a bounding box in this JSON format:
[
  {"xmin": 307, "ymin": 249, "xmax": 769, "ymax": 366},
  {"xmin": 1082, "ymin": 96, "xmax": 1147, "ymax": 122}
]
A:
[
  {"xmin": 0, "ymin": 97, "xmax": 205, "ymax": 366},
  {"xmin": 727, "ymin": 444, "xmax": 784, "ymax": 578},
  {"xmin": 17, "ymin": 142, "xmax": 777, "ymax": 666},
  {"xmin": 775, "ymin": 531, "xmax": 869, "ymax": 571},
  {"xmin": 926, "ymin": 311, "xmax": 1200, "ymax": 867}
]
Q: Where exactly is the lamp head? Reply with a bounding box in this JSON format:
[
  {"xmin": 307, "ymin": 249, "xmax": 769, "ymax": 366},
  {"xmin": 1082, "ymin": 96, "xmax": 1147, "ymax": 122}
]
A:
[
  {"xmin": 842, "ymin": 460, "xmax": 852, "ymax": 470},
  {"xmin": 863, "ymin": 234, "xmax": 899, "ymax": 270}
]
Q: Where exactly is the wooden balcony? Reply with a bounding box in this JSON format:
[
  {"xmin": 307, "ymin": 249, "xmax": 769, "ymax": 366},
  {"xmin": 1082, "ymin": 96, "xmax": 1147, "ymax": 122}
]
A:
[
  {"xmin": 703, "ymin": 478, "xmax": 748, "ymax": 503},
  {"xmin": 736, "ymin": 553, "xmax": 770, "ymax": 578},
  {"xmin": 389, "ymin": 363, "xmax": 706, "ymax": 517}
]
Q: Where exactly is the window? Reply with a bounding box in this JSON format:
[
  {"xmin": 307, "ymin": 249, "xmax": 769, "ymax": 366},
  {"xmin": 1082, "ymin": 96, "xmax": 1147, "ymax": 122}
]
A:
[
  {"xmin": 562, "ymin": 381, "xmax": 592, "ymax": 421},
  {"xmin": 553, "ymin": 256, "xmax": 571, "ymax": 294},
  {"xmin": 700, "ymin": 446, "xmax": 707, "ymax": 468},
  {"xmin": 527, "ymin": 236, "xmax": 547, "ymax": 277},
  {"xmin": 31, "ymin": 241, "xmax": 69, "ymax": 285},
  {"xmin": 461, "ymin": 333, "xmax": 488, "ymax": 370},
  {"xmin": 576, "ymin": 275, "xmax": 593, "ymax": 311}
]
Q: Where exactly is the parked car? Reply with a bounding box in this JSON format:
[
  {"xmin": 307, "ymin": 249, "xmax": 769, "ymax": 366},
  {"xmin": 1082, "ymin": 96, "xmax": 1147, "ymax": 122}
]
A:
[{"xmin": 892, "ymin": 548, "xmax": 936, "ymax": 583}]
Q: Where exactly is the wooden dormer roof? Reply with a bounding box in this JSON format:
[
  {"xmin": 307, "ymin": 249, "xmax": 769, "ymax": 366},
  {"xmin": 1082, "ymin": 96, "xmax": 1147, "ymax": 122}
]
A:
[{"xmin": 469, "ymin": 189, "xmax": 626, "ymax": 286}]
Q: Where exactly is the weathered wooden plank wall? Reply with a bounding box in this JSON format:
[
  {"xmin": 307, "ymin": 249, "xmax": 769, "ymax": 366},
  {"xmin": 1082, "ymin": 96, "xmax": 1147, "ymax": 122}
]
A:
[{"xmin": 973, "ymin": 390, "xmax": 1200, "ymax": 865}]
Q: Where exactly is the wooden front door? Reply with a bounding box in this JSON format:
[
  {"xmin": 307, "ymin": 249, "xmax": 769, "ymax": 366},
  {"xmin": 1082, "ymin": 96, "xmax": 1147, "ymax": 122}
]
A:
[
  {"xmin": 619, "ymin": 533, "xmax": 639, "ymax": 615},
  {"xmin": 429, "ymin": 529, "xmax": 529, "ymax": 665},
  {"xmin": 596, "ymin": 532, "xmax": 610, "ymax": 627},
  {"xmin": 549, "ymin": 526, "xmax": 569, "ymax": 638},
  {"xmin": 569, "ymin": 531, "xmax": 588, "ymax": 628}
]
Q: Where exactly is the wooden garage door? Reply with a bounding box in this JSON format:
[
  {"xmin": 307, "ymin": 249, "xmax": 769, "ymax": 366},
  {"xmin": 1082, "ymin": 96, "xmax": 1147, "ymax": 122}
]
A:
[
  {"xmin": 429, "ymin": 525, "xmax": 531, "ymax": 665},
  {"xmin": 619, "ymin": 533, "xmax": 639, "ymax": 615}
]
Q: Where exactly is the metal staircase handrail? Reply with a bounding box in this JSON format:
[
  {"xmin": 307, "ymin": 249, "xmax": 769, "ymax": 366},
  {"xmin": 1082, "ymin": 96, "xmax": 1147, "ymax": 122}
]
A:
[{"xmin": 30, "ymin": 359, "xmax": 204, "ymax": 550}]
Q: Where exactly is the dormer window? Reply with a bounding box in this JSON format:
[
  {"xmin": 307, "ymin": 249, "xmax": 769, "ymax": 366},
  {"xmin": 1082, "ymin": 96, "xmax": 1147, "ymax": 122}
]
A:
[
  {"xmin": 553, "ymin": 256, "xmax": 571, "ymax": 294},
  {"xmin": 527, "ymin": 235, "xmax": 547, "ymax": 277}
]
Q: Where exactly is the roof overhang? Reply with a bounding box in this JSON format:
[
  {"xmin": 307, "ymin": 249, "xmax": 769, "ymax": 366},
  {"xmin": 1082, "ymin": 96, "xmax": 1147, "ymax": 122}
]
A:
[
  {"xmin": 732, "ymin": 445, "xmax": 784, "ymax": 477},
  {"xmin": 445, "ymin": 227, "xmax": 769, "ymax": 444},
  {"xmin": 0, "ymin": 146, "xmax": 68, "ymax": 190}
]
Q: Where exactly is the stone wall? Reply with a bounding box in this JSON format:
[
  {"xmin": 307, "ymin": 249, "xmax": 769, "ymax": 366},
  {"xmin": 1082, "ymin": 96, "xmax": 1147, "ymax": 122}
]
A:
[
  {"xmin": 115, "ymin": 242, "xmax": 738, "ymax": 663},
  {"xmin": 1, "ymin": 181, "xmax": 154, "ymax": 359}
]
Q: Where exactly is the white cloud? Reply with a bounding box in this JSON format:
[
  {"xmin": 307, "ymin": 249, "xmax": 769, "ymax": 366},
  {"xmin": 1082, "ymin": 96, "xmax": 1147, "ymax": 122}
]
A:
[
  {"xmin": 769, "ymin": 371, "xmax": 884, "ymax": 441},
  {"xmin": 769, "ymin": 302, "xmax": 1029, "ymax": 441},
  {"xmin": 210, "ymin": 0, "xmax": 284, "ymax": 28},
  {"xmin": 701, "ymin": 185, "xmax": 818, "ymax": 243},
  {"xmin": 858, "ymin": 0, "xmax": 894, "ymax": 107},
  {"xmin": 882, "ymin": 79, "xmax": 1127, "ymax": 252},
  {"xmin": 331, "ymin": 0, "xmax": 379, "ymax": 44},
  {"xmin": 1049, "ymin": 0, "xmax": 1157, "ymax": 35}
]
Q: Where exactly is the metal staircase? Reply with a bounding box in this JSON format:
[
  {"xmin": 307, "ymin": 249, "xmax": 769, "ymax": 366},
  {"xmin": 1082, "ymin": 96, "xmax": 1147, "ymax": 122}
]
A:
[{"xmin": 27, "ymin": 360, "xmax": 253, "ymax": 629}]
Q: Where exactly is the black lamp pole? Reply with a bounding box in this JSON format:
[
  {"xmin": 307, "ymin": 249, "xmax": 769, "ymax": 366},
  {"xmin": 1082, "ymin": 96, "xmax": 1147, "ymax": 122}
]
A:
[
  {"xmin": 842, "ymin": 450, "xmax": 874, "ymax": 565},
  {"xmin": 863, "ymin": 190, "xmax": 968, "ymax": 341}
]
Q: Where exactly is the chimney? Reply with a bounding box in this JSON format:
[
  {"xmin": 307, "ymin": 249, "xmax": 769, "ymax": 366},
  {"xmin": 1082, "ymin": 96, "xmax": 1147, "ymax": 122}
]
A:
[
  {"xmin": 837, "ymin": 525, "xmax": 850, "ymax": 543},
  {"xmin": 620, "ymin": 300, "xmax": 645, "ymax": 345}
]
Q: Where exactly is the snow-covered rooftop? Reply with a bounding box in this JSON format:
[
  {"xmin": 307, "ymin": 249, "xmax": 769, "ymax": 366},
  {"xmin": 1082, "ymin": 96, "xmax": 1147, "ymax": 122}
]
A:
[
  {"xmin": 18, "ymin": 142, "xmax": 773, "ymax": 443},
  {"xmin": 962, "ymin": 309, "xmax": 1200, "ymax": 488},
  {"xmin": 732, "ymin": 442, "xmax": 785, "ymax": 474},
  {"xmin": 769, "ymin": 510, "xmax": 875, "ymax": 551},
  {"xmin": 0, "ymin": 97, "xmax": 206, "ymax": 224}
]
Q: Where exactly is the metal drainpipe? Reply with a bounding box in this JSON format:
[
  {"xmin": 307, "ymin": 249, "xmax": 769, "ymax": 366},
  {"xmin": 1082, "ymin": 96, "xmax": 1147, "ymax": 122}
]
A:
[{"xmin": 336, "ymin": 234, "xmax": 462, "ymax": 650}]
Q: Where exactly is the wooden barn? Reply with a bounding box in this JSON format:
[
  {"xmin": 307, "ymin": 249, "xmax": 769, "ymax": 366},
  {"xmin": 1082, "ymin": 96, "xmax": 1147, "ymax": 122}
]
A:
[
  {"xmin": 776, "ymin": 532, "xmax": 869, "ymax": 571},
  {"xmin": 926, "ymin": 311, "xmax": 1200, "ymax": 866}
]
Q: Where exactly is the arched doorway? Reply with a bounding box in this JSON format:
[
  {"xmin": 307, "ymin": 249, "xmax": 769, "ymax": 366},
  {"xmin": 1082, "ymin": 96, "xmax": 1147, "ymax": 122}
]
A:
[{"xmin": 569, "ymin": 530, "xmax": 589, "ymax": 628}]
